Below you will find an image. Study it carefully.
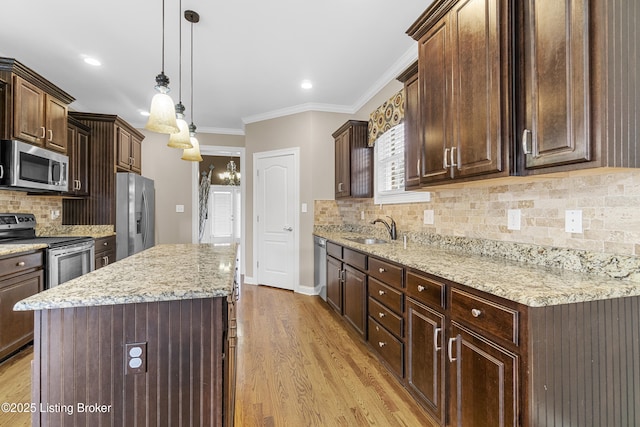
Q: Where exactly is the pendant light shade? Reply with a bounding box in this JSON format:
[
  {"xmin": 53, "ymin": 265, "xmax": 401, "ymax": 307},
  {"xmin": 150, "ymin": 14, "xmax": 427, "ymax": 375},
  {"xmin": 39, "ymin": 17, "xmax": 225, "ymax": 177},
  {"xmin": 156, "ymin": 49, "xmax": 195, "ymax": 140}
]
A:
[
  {"xmin": 144, "ymin": 0, "xmax": 179, "ymax": 135},
  {"xmin": 167, "ymin": 103, "xmax": 192, "ymax": 148},
  {"xmin": 181, "ymin": 10, "xmax": 203, "ymax": 162},
  {"xmin": 182, "ymin": 123, "xmax": 203, "ymax": 162}
]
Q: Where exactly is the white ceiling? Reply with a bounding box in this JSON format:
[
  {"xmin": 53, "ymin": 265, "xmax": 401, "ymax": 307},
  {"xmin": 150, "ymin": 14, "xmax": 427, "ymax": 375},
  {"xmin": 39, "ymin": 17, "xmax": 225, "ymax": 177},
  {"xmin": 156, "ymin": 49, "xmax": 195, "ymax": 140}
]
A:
[{"xmin": 0, "ymin": 0, "xmax": 430, "ymax": 134}]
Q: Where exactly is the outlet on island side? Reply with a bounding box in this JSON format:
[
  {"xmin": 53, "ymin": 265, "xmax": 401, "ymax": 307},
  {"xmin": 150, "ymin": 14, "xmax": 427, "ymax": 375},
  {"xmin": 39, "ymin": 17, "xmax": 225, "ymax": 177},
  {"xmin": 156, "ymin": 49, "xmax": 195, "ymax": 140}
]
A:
[{"xmin": 507, "ymin": 209, "xmax": 521, "ymax": 230}]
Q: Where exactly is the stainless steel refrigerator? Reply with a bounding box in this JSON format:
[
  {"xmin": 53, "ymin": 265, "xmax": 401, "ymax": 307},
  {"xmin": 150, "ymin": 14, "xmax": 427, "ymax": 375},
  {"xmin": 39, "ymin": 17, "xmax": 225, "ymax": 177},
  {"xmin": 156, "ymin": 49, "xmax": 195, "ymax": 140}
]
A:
[{"xmin": 116, "ymin": 172, "xmax": 155, "ymax": 260}]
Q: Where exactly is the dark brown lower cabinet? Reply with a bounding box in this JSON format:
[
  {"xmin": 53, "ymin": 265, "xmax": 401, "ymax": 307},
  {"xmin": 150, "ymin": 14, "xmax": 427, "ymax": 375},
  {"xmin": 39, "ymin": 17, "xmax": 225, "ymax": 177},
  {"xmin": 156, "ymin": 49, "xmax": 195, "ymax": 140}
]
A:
[
  {"xmin": 343, "ymin": 265, "xmax": 366, "ymax": 336},
  {"xmin": 449, "ymin": 322, "xmax": 518, "ymax": 427},
  {"xmin": 326, "ymin": 256, "xmax": 343, "ymax": 314},
  {"xmin": 406, "ymin": 298, "xmax": 446, "ymax": 425}
]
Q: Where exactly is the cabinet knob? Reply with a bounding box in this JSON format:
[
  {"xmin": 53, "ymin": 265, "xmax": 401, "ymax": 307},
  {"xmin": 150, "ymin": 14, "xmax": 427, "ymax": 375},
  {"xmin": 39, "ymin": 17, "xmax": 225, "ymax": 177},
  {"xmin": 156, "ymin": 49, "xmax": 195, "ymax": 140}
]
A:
[
  {"xmin": 378, "ymin": 342, "xmax": 386, "ymax": 348},
  {"xmin": 471, "ymin": 308, "xmax": 482, "ymax": 318},
  {"xmin": 378, "ymin": 312, "xmax": 385, "ymax": 318},
  {"xmin": 417, "ymin": 285, "xmax": 426, "ymax": 292},
  {"xmin": 378, "ymin": 290, "xmax": 385, "ymax": 296},
  {"xmin": 378, "ymin": 267, "xmax": 386, "ymax": 273},
  {"xmin": 103, "ymin": 241, "xmax": 109, "ymax": 246},
  {"xmin": 17, "ymin": 261, "xmax": 25, "ymax": 267}
]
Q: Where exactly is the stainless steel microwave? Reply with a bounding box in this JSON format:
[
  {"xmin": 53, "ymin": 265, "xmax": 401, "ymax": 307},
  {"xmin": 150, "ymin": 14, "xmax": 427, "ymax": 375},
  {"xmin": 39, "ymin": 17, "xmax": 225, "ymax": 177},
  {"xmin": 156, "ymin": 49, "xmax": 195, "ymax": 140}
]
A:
[{"xmin": 0, "ymin": 140, "xmax": 69, "ymax": 192}]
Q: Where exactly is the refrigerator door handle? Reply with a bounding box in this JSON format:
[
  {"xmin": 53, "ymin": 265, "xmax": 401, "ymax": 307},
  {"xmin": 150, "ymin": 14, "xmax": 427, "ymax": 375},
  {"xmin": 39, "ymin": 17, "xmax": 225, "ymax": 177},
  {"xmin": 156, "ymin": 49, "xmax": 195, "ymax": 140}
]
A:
[{"xmin": 141, "ymin": 189, "xmax": 149, "ymax": 248}]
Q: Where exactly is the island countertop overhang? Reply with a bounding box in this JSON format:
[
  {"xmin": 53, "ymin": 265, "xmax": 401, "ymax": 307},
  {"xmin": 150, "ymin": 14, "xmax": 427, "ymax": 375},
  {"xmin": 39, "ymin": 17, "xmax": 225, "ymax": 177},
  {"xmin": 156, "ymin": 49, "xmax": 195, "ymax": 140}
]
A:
[{"xmin": 14, "ymin": 243, "xmax": 238, "ymax": 311}]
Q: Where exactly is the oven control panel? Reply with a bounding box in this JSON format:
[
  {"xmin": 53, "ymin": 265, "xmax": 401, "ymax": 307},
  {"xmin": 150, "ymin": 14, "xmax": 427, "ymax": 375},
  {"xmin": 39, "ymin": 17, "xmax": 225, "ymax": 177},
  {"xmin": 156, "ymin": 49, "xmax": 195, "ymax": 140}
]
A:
[{"xmin": 0, "ymin": 213, "xmax": 36, "ymax": 229}]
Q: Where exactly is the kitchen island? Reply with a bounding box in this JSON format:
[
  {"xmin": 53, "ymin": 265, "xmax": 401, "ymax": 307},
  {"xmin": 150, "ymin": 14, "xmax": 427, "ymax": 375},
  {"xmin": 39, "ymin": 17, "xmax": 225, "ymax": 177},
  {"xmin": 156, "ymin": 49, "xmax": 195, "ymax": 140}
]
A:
[{"xmin": 14, "ymin": 243, "xmax": 238, "ymax": 427}]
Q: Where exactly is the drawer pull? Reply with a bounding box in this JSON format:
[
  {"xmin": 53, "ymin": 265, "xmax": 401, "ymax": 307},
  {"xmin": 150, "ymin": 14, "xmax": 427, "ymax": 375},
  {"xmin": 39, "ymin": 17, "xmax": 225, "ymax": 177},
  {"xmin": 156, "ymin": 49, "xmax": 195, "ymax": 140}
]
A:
[
  {"xmin": 378, "ymin": 290, "xmax": 385, "ymax": 296},
  {"xmin": 434, "ymin": 327, "xmax": 442, "ymax": 352},
  {"xmin": 471, "ymin": 308, "xmax": 482, "ymax": 318},
  {"xmin": 417, "ymin": 285, "xmax": 426, "ymax": 292},
  {"xmin": 378, "ymin": 267, "xmax": 386, "ymax": 273},
  {"xmin": 17, "ymin": 261, "xmax": 25, "ymax": 267},
  {"xmin": 378, "ymin": 312, "xmax": 385, "ymax": 318},
  {"xmin": 378, "ymin": 342, "xmax": 386, "ymax": 348},
  {"xmin": 103, "ymin": 241, "xmax": 109, "ymax": 246}
]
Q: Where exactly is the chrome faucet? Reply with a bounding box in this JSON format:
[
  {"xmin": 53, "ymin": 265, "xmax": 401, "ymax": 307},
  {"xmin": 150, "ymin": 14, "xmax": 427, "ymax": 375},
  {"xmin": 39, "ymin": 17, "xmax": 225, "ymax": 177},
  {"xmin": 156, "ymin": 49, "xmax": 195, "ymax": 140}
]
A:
[{"xmin": 371, "ymin": 216, "xmax": 397, "ymax": 240}]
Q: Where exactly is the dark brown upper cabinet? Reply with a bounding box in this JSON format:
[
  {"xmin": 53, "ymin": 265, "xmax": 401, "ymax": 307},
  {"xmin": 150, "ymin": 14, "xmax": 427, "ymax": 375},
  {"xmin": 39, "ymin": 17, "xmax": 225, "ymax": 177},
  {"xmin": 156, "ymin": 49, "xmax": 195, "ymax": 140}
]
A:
[
  {"xmin": 333, "ymin": 120, "xmax": 372, "ymax": 199},
  {"xmin": 407, "ymin": 0, "xmax": 511, "ymax": 186},
  {"xmin": 65, "ymin": 117, "xmax": 91, "ymax": 197},
  {"xmin": 0, "ymin": 58, "xmax": 74, "ymax": 154},
  {"xmin": 397, "ymin": 62, "xmax": 421, "ymax": 190}
]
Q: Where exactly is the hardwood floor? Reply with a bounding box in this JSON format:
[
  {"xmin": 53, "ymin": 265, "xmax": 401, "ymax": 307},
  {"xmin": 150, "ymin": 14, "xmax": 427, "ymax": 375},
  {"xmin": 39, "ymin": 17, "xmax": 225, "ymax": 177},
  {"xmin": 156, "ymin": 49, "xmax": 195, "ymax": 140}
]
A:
[
  {"xmin": 0, "ymin": 285, "xmax": 438, "ymax": 427},
  {"xmin": 235, "ymin": 284, "xmax": 437, "ymax": 426}
]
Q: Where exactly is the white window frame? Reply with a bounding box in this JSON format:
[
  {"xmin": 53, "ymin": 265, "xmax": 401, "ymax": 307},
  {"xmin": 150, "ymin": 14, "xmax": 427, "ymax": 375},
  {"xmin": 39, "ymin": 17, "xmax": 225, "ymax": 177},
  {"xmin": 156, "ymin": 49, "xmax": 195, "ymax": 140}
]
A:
[{"xmin": 374, "ymin": 123, "xmax": 430, "ymax": 205}]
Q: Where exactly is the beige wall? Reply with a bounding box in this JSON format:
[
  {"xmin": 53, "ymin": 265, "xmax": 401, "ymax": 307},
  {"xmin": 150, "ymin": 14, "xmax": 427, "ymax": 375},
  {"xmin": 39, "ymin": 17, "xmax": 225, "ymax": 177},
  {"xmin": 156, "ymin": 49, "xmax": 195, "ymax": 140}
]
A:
[{"xmin": 140, "ymin": 130, "xmax": 244, "ymax": 245}]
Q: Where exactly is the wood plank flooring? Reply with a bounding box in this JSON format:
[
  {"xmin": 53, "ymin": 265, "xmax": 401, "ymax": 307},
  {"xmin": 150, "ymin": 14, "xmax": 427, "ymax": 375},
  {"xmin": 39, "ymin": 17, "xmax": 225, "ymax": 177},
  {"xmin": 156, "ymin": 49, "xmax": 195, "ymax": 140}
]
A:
[{"xmin": 0, "ymin": 284, "xmax": 437, "ymax": 426}]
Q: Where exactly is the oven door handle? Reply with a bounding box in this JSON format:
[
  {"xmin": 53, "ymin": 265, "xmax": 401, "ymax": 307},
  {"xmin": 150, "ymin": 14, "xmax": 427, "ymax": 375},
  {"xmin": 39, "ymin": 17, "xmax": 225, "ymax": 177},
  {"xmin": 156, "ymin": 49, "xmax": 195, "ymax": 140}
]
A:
[{"xmin": 49, "ymin": 241, "xmax": 95, "ymax": 258}]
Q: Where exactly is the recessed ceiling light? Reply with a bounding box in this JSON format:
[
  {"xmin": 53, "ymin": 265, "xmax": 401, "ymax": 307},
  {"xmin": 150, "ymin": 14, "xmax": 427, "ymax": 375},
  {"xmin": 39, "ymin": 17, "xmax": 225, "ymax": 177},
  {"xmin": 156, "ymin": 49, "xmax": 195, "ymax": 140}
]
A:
[
  {"xmin": 301, "ymin": 80, "xmax": 313, "ymax": 90},
  {"xmin": 83, "ymin": 57, "xmax": 101, "ymax": 66},
  {"xmin": 140, "ymin": 111, "xmax": 151, "ymax": 117}
]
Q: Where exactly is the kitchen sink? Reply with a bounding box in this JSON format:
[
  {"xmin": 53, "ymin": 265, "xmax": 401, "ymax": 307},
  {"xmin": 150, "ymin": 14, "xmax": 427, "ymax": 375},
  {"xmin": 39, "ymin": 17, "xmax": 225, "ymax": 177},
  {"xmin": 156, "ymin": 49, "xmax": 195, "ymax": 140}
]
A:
[{"xmin": 345, "ymin": 237, "xmax": 388, "ymax": 245}]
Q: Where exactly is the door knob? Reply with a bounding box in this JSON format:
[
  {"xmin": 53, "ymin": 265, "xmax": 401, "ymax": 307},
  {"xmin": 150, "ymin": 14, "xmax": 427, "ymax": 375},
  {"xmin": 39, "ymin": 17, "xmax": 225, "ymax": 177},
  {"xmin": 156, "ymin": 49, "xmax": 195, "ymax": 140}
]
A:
[{"xmin": 283, "ymin": 226, "xmax": 293, "ymax": 231}]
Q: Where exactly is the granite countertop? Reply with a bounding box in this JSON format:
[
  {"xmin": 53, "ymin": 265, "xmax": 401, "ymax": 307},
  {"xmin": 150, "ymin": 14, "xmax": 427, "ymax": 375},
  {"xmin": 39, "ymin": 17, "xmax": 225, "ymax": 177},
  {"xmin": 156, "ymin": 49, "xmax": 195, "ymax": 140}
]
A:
[
  {"xmin": 315, "ymin": 230, "xmax": 640, "ymax": 308},
  {"xmin": 14, "ymin": 244, "xmax": 237, "ymax": 311},
  {"xmin": 0, "ymin": 243, "xmax": 48, "ymax": 257}
]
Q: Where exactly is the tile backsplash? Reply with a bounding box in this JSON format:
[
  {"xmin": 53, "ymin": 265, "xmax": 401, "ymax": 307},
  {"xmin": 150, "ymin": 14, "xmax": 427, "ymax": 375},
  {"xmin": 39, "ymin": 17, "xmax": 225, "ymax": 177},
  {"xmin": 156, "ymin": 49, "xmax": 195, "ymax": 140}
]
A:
[
  {"xmin": 315, "ymin": 169, "xmax": 640, "ymax": 257},
  {"xmin": 0, "ymin": 190, "xmax": 63, "ymax": 229}
]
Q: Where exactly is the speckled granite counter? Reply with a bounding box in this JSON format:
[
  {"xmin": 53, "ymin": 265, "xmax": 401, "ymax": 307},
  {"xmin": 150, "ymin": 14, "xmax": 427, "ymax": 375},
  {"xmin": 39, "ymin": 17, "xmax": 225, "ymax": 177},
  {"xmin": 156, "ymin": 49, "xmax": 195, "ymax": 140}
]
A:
[
  {"xmin": 315, "ymin": 230, "xmax": 640, "ymax": 307},
  {"xmin": 0, "ymin": 243, "xmax": 47, "ymax": 257},
  {"xmin": 14, "ymin": 243, "xmax": 237, "ymax": 311}
]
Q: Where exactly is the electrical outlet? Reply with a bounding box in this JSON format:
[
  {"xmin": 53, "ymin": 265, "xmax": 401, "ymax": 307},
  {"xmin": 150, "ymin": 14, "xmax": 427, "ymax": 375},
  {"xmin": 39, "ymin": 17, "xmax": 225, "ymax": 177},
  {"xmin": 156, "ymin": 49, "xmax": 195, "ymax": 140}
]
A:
[
  {"xmin": 423, "ymin": 210, "xmax": 434, "ymax": 225},
  {"xmin": 507, "ymin": 209, "xmax": 521, "ymax": 230},
  {"xmin": 361, "ymin": 211, "xmax": 365, "ymax": 220},
  {"xmin": 125, "ymin": 342, "xmax": 147, "ymax": 374},
  {"xmin": 565, "ymin": 210, "xmax": 583, "ymax": 233},
  {"xmin": 50, "ymin": 210, "xmax": 60, "ymax": 220}
]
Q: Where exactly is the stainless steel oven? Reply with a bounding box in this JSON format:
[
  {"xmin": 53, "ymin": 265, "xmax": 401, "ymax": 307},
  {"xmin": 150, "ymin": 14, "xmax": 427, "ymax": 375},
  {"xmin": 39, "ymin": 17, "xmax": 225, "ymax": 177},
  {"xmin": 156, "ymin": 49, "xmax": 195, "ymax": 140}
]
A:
[{"xmin": 0, "ymin": 213, "xmax": 95, "ymax": 288}]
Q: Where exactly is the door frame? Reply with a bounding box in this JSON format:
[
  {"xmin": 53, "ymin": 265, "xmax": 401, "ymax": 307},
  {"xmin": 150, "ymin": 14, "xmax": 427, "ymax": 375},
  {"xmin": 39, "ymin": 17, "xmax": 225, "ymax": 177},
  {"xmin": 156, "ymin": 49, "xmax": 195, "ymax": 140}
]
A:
[
  {"xmin": 191, "ymin": 145, "xmax": 246, "ymax": 278},
  {"xmin": 253, "ymin": 147, "xmax": 300, "ymax": 293}
]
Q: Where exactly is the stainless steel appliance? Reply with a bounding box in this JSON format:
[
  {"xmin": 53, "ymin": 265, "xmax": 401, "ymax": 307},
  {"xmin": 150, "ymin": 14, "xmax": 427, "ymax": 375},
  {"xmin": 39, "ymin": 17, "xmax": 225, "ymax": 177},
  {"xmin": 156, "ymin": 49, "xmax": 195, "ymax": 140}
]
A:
[
  {"xmin": 0, "ymin": 140, "xmax": 69, "ymax": 192},
  {"xmin": 314, "ymin": 235, "xmax": 327, "ymax": 300},
  {"xmin": 116, "ymin": 173, "xmax": 155, "ymax": 261},
  {"xmin": 0, "ymin": 213, "xmax": 94, "ymax": 288}
]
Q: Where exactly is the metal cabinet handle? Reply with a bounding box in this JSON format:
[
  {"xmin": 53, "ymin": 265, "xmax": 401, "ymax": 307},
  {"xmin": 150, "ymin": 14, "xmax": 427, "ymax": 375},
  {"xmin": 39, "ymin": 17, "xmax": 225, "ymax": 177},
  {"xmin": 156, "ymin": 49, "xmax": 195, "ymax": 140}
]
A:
[
  {"xmin": 17, "ymin": 261, "xmax": 25, "ymax": 267},
  {"xmin": 471, "ymin": 308, "xmax": 482, "ymax": 318},
  {"xmin": 417, "ymin": 285, "xmax": 426, "ymax": 292},
  {"xmin": 434, "ymin": 327, "xmax": 442, "ymax": 352},
  {"xmin": 0, "ymin": 165, "xmax": 3, "ymax": 179},
  {"xmin": 378, "ymin": 312, "xmax": 385, "ymax": 318},
  {"xmin": 450, "ymin": 146, "xmax": 458, "ymax": 167},
  {"xmin": 77, "ymin": 180, "xmax": 82, "ymax": 190},
  {"xmin": 378, "ymin": 290, "xmax": 385, "ymax": 296},
  {"xmin": 443, "ymin": 148, "xmax": 450, "ymax": 168},
  {"xmin": 378, "ymin": 342, "xmax": 386, "ymax": 348},
  {"xmin": 47, "ymin": 129, "xmax": 53, "ymax": 142},
  {"xmin": 378, "ymin": 267, "xmax": 386, "ymax": 273},
  {"xmin": 338, "ymin": 182, "xmax": 343, "ymax": 192},
  {"xmin": 40, "ymin": 126, "xmax": 46, "ymax": 139},
  {"xmin": 448, "ymin": 337, "xmax": 457, "ymax": 362},
  {"xmin": 417, "ymin": 159, "xmax": 421, "ymax": 176},
  {"xmin": 522, "ymin": 129, "xmax": 532, "ymax": 154}
]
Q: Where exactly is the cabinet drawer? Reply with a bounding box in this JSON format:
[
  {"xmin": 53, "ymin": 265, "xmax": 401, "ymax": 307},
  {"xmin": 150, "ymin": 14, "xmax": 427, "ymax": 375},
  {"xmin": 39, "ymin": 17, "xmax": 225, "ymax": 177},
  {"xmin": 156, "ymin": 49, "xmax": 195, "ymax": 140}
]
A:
[
  {"xmin": 94, "ymin": 235, "xmax": 116, "ymax": 253},
  {"xmin": 0, "ymin": 251, "xmax": 44, "ymax": 280},
  {"xmin": 369, "ymin": 297, "xmax": 403, "ymax": 338},
  {"xmin": 344, "ymin": 248, "xmax": 367, "ymax": 271},
  {"xmin": 326, "ymin": 241, "xmax": 342, "ymax": 259},
  {"xmin": 406, "ymin": 270, "xmax": 445, "ymax": 309},
  {"xmin": 368, "ymin": 257, "xmax": 403, "ymax": 289},
  {"xmin": 368, "ymin": 277, "xmax": 403, "ymax": 314},
  {"xmin": 368, "ymin": 317, "xmax": 403, "ymax": 378},
  {"xmin": 450, "ymin": 288, "xmax": 519, "ymax": 345}
]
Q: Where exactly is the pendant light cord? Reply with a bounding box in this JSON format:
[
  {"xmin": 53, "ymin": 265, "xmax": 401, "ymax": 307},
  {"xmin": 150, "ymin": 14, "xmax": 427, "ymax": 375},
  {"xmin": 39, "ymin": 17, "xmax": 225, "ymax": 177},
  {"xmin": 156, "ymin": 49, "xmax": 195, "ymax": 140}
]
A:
[
  {"xmin": 161, "ymin": 0, "xmax": 165, "ymax": 73},
  {"xmin": 178, "ymin": 0, "xmax": 182, "ymax": 102},
  {"xmin": 190, "ymin": 19, "xmax": 194, "ymax": 123}
]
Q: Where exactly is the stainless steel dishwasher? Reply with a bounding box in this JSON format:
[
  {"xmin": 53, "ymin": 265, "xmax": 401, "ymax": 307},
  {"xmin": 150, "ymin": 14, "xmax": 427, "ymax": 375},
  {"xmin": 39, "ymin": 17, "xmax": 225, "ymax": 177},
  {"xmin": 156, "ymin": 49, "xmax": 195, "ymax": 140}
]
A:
[{"xmin": 313, "ymin": 236, "xmax": 327, "ymax": 300}]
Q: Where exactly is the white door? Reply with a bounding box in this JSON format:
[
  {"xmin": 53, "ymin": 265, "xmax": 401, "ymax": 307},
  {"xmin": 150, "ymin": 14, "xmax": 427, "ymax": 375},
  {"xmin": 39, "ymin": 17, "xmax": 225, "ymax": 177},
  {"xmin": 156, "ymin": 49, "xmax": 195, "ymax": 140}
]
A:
[
  {"xmin": 255, "ymin": 150, "xmax": 298, "ymax": 290},
  {"xmin": 205, "ymin": 186, "xmax": 241, "ymax": 245}
]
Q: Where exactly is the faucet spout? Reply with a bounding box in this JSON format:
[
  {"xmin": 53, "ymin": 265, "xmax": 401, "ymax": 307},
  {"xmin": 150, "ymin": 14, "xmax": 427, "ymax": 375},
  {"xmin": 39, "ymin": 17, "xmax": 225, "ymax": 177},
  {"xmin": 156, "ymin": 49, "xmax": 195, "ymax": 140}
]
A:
[{"xmin": 371, "ymin": 216, "xmax": 397, "ymax": 240}]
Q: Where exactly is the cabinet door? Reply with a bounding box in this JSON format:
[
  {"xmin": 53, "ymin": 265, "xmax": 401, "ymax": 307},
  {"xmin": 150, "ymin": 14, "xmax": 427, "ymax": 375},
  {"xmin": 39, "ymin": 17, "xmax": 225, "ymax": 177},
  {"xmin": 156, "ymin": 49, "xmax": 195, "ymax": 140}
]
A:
[
  {"xmin": 67, "ymin": 124, "xmax": 78, "ymax": 192},
  {"xmin": 12, "ymin": 75, "xmax": 45, "ymax": 145},
  {"xmin": 419, "ymin": 18, "xmax": 452, "ymax": 185},
  {"xmin": 521, "ymin": 0, "xmax": 590, "ymax": 169},
  {"xmin": 404, "ymin": 71, "xmax": 422, "ymax": 189},
  {"xmin": 343, "ymin": 265, "xmax": 366, "ymax": 337},
  {"xmin": 130, "ymin": 134, "xmax": 142, "ymax": 174},
  {"xmin": 326, "ymin": 256, "xmax": 343, "ymax": 314},
  {"xmin": 406, "ymin": 298, "xmax": 445, "ymax": 424},
  {"xmin": 44, "ymin": 95, "xmax": 68, "ymax": 153},
  {"xmin": 116, "ymin": 126, "xmax": 132, "ymax": 170},
  {"xmin": 449, "ymin": 322, "xmax": 518, "ymax": 427},
  {"xmin": 334, "ymin": 131, "xmax": 351, "ymax": 198},
  {"xmin": 0, "ymin": 270, "xmax": 44, "ymax": 360},
  {"xmin": 75, "ymin": 128, "xmax": 90, "ymax": 196},
  {"xmin": 450, "ymin": 0, "xmax": 505, "ymax": 178}
]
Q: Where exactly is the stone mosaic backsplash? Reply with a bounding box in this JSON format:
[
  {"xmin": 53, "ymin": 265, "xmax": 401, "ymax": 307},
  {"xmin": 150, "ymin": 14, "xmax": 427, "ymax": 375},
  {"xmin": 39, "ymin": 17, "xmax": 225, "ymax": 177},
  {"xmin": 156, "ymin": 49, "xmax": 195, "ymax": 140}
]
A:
[{"xmin": 0, "ymin": 190, "xmax": 63, "ymax": 228}]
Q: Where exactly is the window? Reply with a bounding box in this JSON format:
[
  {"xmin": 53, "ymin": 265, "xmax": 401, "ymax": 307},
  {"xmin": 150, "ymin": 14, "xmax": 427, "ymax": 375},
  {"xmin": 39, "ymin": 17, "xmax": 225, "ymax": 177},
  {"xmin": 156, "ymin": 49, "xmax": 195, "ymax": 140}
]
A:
[{"xmin": 374, "ymin": 123, "xmax": 430, "ymax": 205}]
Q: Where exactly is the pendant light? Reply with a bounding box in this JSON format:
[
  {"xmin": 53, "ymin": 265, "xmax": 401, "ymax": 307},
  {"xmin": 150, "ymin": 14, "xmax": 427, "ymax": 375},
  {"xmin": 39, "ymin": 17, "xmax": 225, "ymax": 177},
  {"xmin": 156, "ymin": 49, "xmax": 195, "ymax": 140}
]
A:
[
  {"xmin": 182, "ymin": 9, "xmax": 203, "ymax": 162},
  {"xmin": 167, "ymin": 0, "xmax": 192, "ymax": 148},
  {"xmin": 145, "ymin": 0, "xmax": 180, "ymax": 135}
]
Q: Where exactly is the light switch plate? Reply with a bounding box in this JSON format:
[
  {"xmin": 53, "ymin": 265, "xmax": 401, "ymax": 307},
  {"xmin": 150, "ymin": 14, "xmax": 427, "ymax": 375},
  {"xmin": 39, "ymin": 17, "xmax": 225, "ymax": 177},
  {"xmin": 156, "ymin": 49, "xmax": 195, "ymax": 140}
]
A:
[
  {"xmin": 565, "ymin": 210, "xmax": 583, "ymax": 233},
  {"xmin": 301, "ymin": 203, "xmax": 307, "ymax": 213},
  {"xmin": 507, "ymin": 209, "xmax": 521, "ymax": 230},
  {"xmin": 423, "ymin": 210, "xmax": 434, "ymax": 225},
  {"xmin": 176, "ymin": 204, "xmax": 185, "ymax": 213}
]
